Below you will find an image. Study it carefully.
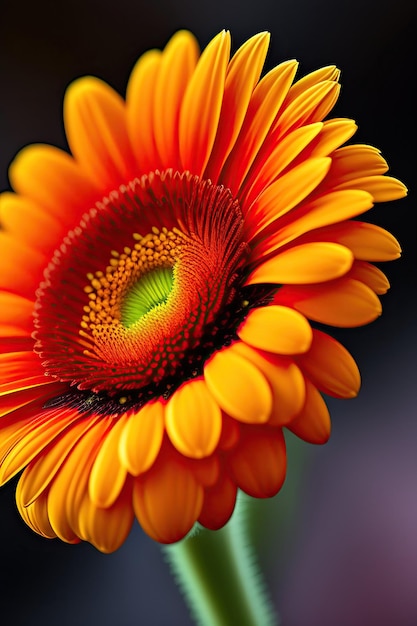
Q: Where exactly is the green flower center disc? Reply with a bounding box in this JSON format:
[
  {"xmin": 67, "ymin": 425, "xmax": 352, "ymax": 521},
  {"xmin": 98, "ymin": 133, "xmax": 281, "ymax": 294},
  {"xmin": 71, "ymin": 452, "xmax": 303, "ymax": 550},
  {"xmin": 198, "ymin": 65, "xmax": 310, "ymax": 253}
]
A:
[{"xmin": 121, "ymin": 267, "xmax": 174, "ymax": 327}]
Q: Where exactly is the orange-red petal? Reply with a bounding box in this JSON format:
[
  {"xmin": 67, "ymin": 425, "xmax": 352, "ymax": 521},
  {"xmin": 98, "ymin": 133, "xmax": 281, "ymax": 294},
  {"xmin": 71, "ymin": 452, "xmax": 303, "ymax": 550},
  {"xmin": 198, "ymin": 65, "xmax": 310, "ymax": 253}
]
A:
[
  {"xmin": 228, "ymin": 426, "xmax": 286, "ymax": 497},
  {"xmin": 133, "ymin": 452, "xmax": 204, "ymax": 543},
  {"xmin": 276, "ymin": 278, "xmax": 382, "ymax": 327},
  {"xmin": 287, "ymin": 379, "xmax": 331, "ymax": 444},
  {"xmin": 297, "ymin": 329, "xmax": 361, "ymax": 398}
]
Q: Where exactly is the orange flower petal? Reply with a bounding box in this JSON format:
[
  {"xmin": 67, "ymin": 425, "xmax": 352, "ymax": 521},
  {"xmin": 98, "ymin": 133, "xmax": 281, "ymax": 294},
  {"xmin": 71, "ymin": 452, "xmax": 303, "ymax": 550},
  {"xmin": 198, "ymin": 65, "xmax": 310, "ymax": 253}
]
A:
[
  {"xmin": 118, "ymin": 401, "xmax": 164, "ymax": 476},
  {"xmin": 179, "ymin": 30, "xmax": 231, "ymax": 176},
  {"xmin": 64, "ymin": 77, "xmax": 136, "ymax": 191},
  {"xmin": 0, "ymin": 232, "xmax": 47, "ymax": 297},
  {"xmin": 0, "ymin": 385, "xmax": 60, "ymax": 419},
  {"xmin": 277, "ymin": 277, "xmax": 382, "ymax": 327},
  {"xmin": 77, "ymin": 483, "xmax": 134, "ymax": 553},
  {"xmin": 228, "ymin": 426, "xmax": 286, "ymax": 497},
  {"xmin": 287, "ymin": 379, "xmax": 331, "ymax": 444},
  {"xmin": 0, "ymin": 407, "xmax": 80, "ymax": 485},
  {"xmin": 198, "ymin": 475, "xmax": 237, "ymax": 530},
  {"xmin": 329, "ymin": 144, "xmax": 389, "ymax": 183},
  {"xmin": 222, "ymin": 60, "xmax": 299, "ymax": 194},
  {"xmin": 285, "ymin": 65, "xmax": 340, "ymax": 103},
  {"xmin": 9, "ymin": 144, "xmax": 98, "ymax": 228},
  {"xmin": 241, "ymin": 122, "xmax": 323, "ymax": 207},
  {"xmin": 231, "ymin": 342, "xmax": 306, "ymax": 426},
  {"xmin": 307, "ymin": 118, "xmax": 358, "ymax": 158},
  {"xmin": 257, "ymin": 190, "xmax": 374, "ymax": 256},
  {"xmin": 0, "ymin": 324, "xmax": 31, "ymax": 338},
  {"xmin": 297, "ymin": 329, "xmax": 361, "ymax": 398},
  {"xmin": 348, "ymin": 261, "xmax": 390, "ymax": 294},
  {"xmin": 204, "ymin": 32, "xmax": 270, "ymax": 181},
  {"xmin": 204, "ymin": 346, "xmax": 272, "ymax": 424},
  {"xmin": 189, "ymin": 455, "xmax": 220, "ymax": 488},
  {"xmin": 237, "ymin": 305, "xmax": 312, "ymax": 355},
  {"xmin": 333, "ymin": 175, "xmax": 407, "ymax": 202},
  {"xmin": 0, "ymin": 351, "xmax": 46, "ymax": 391},
  {"xmin": 275, "ymin": 81, "xmax": 340, "ymax": 137},
  {"xmin": 246, "ymin": 242, "xmax": 353, "ymax": 285},
  {"xmin": 218, "ymin": 414, "xmax": 241, "ymax": 450},
  {"xmin": 290, "ymin": 220, "xmax": 401, "ymax": 261},
  {"xmin": 133, "ymin": 453, "xmax": 204, "ymax": 543},
  {"xmin": 165, "ymin": 378, "xmax": 222, "ymax": 459},
  {"xmin": 0, "ymin": 292, "xmax": 34, "ymax": 332},
  {"xmin": 18, "ymin": 417, "xmax": 100, "ymax": 507},
  {"xmin": 153, "ymin": 31, "xmax": 199, "ymax": 170},
  {"xmin": 246, "ymin": 157, "xmax": 331, "ymax": 237},
  {"xmin": 16, "ymin": 488, "xmax": 58, "ymax": 540},
  {"xmin": 126, "ymin": 48, "xmax": 162, "ymax": 173},
  {"xmin": 0, "ymin": 192, "xmax": 63, "ymax": 251},
  {"xmin": 88, "ymin": 415, "xmax": 128, "ymax": 508},
  {"xmin": 47, "ymin": 419, "xmax": 110, "ymax": 543}
]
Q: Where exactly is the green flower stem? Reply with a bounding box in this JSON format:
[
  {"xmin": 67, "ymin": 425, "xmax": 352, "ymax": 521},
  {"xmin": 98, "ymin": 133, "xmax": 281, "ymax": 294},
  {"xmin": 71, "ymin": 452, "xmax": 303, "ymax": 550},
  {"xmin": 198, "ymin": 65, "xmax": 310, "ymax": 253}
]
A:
[{"xmin": 162, "ymin": 493, "xmax": 279, "ymax": 626}]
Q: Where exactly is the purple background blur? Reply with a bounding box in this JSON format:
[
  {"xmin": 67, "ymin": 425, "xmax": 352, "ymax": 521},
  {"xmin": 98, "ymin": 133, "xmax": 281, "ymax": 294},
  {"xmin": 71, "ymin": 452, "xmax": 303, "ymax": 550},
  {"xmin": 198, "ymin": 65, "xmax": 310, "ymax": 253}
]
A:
[{"xmin": 0, "ymin": 0, "xmax": 416, "ymax": 624}]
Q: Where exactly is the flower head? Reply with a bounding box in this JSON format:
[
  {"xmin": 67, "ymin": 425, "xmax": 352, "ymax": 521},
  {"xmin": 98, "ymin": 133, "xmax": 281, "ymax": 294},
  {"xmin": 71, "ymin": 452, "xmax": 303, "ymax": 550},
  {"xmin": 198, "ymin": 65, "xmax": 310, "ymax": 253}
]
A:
[{"xmin": 0, "ymin": 30, "xmax": 406, "ymax": 552}]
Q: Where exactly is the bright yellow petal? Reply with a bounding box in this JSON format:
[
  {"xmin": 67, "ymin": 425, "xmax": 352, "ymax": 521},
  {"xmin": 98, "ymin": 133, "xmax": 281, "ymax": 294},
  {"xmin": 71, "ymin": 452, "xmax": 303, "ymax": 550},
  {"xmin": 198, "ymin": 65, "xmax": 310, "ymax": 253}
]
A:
[
  {"xmin": 126, "ymin": 49, "xmax": 162, "ymax": 173},
  {"xmin": 237, "ymin": 305, "xmax": 312, "ymax": 355},
  {"xmin": 246, "ymin": 242, "xmax": 353, "ymax": 285},
  {"xmin": 289, "ymin": 220, "xmax": 401, "ymax": 261},
  {"xmin": 297, "ymin": 329, "xmax": 361, "ymax": 398},
  {"xmin": 18, "ymin": 417, "xmax": 100, "ymax": 507},
  {"xmin": 246, "ymin": 157, "xmax": 331, "ymax": 238},
  {"xmin": 47, "ymin": 419, "xmax": 110, "ymax": 542},
  {"xmin": 231, "ymin": 342, "xmax": 305, "ymax": 426},
  {"xmin": 307, "ymin": 118, "xmax": 357, "ymax": 157},
  {"xmin": 285, "ymin": 65, "xmax": 340, "ymax": 103},
  {"xmin": 333, "ymin": 175, "xmax": 407, "ymax": 202},
  {"xmin": 241, "ymin": 122, "xmax": 323, "ymax": 208},
  {"xmin": 165, "ymin": 378, "xmax": 222, "ymax": 459},
  {"xmin": 257, "ymin": 190, "xmax": 374, "ymax": 256},
  {"xmin": 274, "ymin": 81, "xmax": 340, "ymax": 137},
  {"xmin": 204, "ymin": 346, "xmax": 272, "ymax": 424},
  {"xmin": 329, "ymin": 144, "xmax": 389, "ymax": 183},
  {"xmin": 153, "ymin": 31, "xmax": 199, "ymax": 169},
  {"xmin": 179, "ymin": 30, "xmax": 231, "ymax": 176},
  {"xmin": 204, "ymin": 32, "xmax": 270, "ymax": 181},
  {"xmin": 0, "ymin": 408, "xmax": 81, "ymax": 485},
  {"xmin": 221, "ymin": 60, "xmax": 299, "ymax": 194},
  {"xmin": 64, "ymin": 76, "xmax": 136, "ymax": 191},
  {"xmin": 88, "ymin": 415, "xmax": 128, "ymax": 508},
  {"xmin": 118, "ymin": 401, "xmax": 164, "ymax": 476}
]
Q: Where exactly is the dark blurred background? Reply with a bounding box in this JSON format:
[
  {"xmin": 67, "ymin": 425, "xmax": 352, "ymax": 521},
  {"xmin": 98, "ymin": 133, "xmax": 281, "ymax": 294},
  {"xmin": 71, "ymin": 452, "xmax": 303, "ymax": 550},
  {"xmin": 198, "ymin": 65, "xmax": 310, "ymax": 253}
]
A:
[{"xmin": 0, "ymin": 0, "xmax": 416, "ymax": 624}]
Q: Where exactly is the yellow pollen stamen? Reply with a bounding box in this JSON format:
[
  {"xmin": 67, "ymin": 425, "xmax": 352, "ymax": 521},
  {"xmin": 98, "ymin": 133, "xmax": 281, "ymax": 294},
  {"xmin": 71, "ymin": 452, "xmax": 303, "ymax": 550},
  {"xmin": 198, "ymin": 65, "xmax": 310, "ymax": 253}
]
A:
[{"xmin": 80, "ymin": 227, "xmax": 187, "ymax": 356}]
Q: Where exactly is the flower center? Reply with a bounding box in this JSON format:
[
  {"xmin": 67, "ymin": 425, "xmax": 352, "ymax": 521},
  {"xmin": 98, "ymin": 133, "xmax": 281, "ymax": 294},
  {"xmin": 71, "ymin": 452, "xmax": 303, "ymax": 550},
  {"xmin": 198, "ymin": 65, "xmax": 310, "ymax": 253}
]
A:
[
  {"xmin": 121, "ymin": 266, "xmax": 174, "ymax": 327},
  {"xmin": 34, "ymin": 170, "xmax": 249, "ymax": 396}
]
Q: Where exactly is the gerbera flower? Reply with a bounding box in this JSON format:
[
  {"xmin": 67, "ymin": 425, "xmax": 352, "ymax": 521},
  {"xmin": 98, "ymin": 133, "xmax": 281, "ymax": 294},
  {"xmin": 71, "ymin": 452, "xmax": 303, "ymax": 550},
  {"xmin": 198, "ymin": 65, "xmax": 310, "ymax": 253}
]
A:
[{"xmin": 0, "ymin": 30, "xmax": 406, "ymax": 553}]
